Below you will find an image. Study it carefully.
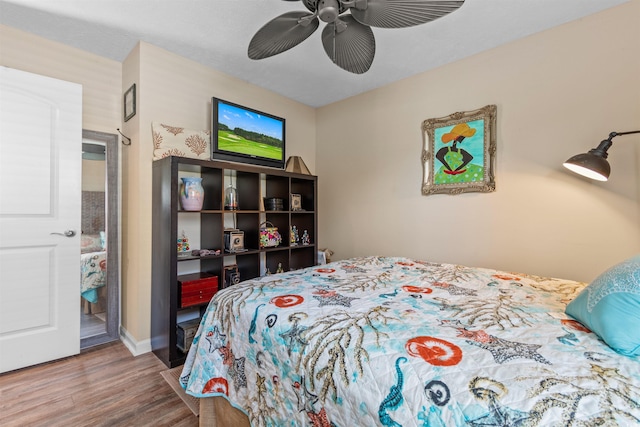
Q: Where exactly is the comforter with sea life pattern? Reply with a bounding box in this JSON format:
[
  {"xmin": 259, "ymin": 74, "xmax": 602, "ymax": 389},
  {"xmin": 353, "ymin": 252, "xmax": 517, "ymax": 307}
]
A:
[
  {"xmin": 80, "ymin": 251, "xmax": 106, "ymax": 303},
  {"xmin": 181, "ymin": 256, "xmax": 640, "ymax": 426}
]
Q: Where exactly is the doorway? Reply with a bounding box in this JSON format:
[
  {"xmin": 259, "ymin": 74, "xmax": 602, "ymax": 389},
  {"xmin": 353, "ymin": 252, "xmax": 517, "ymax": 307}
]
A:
[{"xmin": 80, "ymin": 130, "xmax": 120, "ymax": 349}]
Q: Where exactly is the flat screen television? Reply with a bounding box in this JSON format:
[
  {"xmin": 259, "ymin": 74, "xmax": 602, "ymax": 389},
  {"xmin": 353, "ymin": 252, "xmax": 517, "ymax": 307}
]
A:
[{"xmin": 211, "ymin": 97, "xmax": 285, "ymax": 169}]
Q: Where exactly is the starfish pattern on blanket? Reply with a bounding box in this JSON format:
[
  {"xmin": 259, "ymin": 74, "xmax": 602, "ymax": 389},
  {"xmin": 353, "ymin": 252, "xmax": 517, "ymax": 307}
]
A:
[
  {"xmin": 468, "ymin": 397, "xmax": 530, "ymax": 426},
  {"xmin": 205, "ymin": 325, "xmax": 226, "ymax": 352},
  {"xmin": 312, "ymin": 289, "xmax": 357, "ymax": 307},
  {"xmin": 294, "ymin": 376, "xmax": 318, "ymax": 413},
  {"xmin": 466, "ymin": 335, "xmax": 551, "ymax": 365},
  {"xmin": 443, "ymin": 321, "xmax": 551, "ymax": 365},
  {"xmin": 280, "ymin": 314, "xmax": 308, "ymax": 356},
  {"xmin": 432, "ymin": 281, "xmax": 478, "ymax": 296}
]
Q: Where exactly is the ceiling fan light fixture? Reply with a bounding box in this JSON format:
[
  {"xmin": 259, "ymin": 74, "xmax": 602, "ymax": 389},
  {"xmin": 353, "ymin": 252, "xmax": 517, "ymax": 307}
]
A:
[
  {"xmin": 317, "ymin": 0, "xmax": 340, "ymax": 23},
  {"xmin": 318, "ymin": 9, "xmax": 338, "ymax": 22},
  {"xmin": 318, "ymin": 0, "xmax": 340, "ymax": 22}
]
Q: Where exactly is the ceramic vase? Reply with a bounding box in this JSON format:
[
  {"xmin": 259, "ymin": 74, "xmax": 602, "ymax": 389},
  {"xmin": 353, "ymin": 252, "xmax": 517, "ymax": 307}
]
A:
[{"xmin": 180, "ymin": 177, "xmax": 204, "ymax": 211}]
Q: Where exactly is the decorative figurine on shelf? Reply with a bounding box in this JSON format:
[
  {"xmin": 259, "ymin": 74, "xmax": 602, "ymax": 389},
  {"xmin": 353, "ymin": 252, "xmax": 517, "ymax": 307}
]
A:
[
  {"xmin": 265, "ymin": 268, "xmax": 272, "ymax": 276},
  {"xmin": 301, "ymin": 230, "xmax": 310, "ymax": 246},
  {"xmin": 177, "ymin": 230, "xmax": 190, "ymax": 255},
  {"xmin": 290, "ymin": 225, "xmax": 299, "ymax": 246},
  {"xmin": 276, "ymin": 263, "xmax": 284, "ymax": 274},
  {"xmin": 224, "ymin": 184, "xmax": 238, "ymax": 210}
]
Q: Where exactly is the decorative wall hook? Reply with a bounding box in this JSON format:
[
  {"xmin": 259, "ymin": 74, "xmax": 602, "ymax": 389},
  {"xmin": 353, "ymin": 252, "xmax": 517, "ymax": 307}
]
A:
[{"xmin": 117, "ymin": 128, "xmax": 131, "ymax": 146}]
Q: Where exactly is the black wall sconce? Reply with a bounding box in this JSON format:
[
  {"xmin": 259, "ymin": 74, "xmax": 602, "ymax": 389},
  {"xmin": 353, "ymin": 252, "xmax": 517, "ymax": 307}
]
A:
[{"xmin": 563, "ymin": 130, "xmax": 640, "ymax": 181}]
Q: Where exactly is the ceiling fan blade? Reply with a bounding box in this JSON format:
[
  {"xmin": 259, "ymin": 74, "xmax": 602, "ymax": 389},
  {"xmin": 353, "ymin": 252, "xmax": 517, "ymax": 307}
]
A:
[
  {"xmin": 248, "ymin": 11, "xmax": 319, "ymax": 60},
  {"xmin": 351, "ymin": 0, "xmax": 465, "ymax": 28},
  {"xmin": 322, "ymin": 15, "xmax": 375, "ymax": 74}
]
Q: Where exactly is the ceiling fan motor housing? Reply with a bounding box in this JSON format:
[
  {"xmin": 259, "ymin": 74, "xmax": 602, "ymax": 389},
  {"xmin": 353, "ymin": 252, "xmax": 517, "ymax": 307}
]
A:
[{"xmin": 317, "ymin": 0, "xmax": 340, "ymax": 22}]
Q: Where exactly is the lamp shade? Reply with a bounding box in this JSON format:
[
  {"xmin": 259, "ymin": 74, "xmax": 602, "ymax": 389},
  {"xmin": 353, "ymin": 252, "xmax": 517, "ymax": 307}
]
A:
[
  {"xmin": 563, "ymin": 152, "xmax": 610, "ymax": 181},
  {"xmin": 285, "ymin": 156, "xmax": 311, "ymax": 175},
  {"xmin": 563, "ymin": 130, "xmax": 640, "ymax": 181}
]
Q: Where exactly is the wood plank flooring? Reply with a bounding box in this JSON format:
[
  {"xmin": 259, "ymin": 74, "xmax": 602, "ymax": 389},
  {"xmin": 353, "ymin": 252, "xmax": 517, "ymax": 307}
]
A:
[
  {"xmin": 81, "ymin": 312, "xmax": 106, "ymax": 338},
  {"xmin": 0, "ymin": 341, "xmax": 198, "ymax": 427}
]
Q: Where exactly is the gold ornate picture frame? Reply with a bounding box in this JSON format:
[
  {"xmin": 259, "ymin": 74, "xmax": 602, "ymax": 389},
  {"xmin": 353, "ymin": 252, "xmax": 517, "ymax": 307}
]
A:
[{"xmin": 422, "ymin": 104, "xmax": 497, "ymax": 195}]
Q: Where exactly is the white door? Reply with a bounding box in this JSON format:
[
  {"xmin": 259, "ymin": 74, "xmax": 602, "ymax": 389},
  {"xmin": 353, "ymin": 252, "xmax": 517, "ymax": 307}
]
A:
[{"xmin": 0, "ymin": 66, "xmax": 82, "ymax": 373}]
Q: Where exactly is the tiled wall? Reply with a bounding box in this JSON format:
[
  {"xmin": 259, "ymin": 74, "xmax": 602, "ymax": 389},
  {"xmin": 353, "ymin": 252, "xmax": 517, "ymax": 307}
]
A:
[{"xmin": 82, "ymin": 191, "xmax": 105, "ymax": 234}]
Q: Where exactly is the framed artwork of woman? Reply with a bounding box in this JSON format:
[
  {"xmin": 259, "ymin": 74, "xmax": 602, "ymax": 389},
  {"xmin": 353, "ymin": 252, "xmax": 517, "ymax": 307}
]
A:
[{"xmin": 422, "ymin": 105, "xmax": 497, "ymax": 195}]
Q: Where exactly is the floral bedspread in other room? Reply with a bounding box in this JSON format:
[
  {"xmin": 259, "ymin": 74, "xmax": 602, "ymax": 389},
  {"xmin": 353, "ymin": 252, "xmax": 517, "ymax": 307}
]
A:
[
  {"xmin": 80, "ymin": 251, "xmax": 106, "ymax": 303},
  {"xmin": 181, "ymin": 256, "xmax": 640, "ymax": 426}
]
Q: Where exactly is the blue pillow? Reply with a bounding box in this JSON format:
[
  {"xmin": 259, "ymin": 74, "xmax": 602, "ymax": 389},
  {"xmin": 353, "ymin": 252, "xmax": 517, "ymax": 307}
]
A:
[{"xmin": 565, "ymin": 254, "xmax": 640, "ymax": 356}]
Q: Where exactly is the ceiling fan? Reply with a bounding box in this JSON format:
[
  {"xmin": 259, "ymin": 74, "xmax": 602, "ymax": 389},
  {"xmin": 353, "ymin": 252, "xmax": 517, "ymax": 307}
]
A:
[{"xmin": 248, "ymin": 0, "xmax": 466, "ymax": 74}]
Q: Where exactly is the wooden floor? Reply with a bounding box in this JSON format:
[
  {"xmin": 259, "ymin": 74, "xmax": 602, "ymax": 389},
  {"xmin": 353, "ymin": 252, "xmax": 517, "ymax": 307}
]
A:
[
  {"xmin": 81, "ymin": 312, "xmax": 106, "ymax": 338},
  {"xmin": 0, "ymin": 341, "xmax": 198, "ymax": 427}
]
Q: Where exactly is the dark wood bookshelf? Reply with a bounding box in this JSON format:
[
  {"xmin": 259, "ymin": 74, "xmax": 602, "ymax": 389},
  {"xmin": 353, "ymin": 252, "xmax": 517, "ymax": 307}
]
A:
[{"xmin": 151, "ymin": 156, "xmax": 318, "ymax": 367}]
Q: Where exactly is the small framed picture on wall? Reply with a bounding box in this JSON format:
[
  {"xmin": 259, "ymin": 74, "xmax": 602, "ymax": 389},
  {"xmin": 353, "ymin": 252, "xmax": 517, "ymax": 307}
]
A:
[{"xmin": 124, "ymin": 83, "xmax": 136, "ymax": 122}]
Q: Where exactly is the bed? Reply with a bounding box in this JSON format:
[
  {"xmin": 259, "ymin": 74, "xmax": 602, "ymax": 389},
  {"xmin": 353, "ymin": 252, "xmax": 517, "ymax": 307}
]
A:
[
  {"xmin": 80, "ymin": 251, "xmax": 107, "ymax": 304},
  {"xmin": 80, "ymin": 233, "xmax": 107, "ymax": 304},
  {"xmin": 180, "ymin": 256, "xmax": 640, "ymax": 426}
]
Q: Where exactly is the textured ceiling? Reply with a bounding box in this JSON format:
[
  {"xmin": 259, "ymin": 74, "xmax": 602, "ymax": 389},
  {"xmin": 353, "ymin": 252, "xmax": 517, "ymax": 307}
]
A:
[{"xmin": 0, "ymin": 0, "xmax": 629, "ymax": 107}]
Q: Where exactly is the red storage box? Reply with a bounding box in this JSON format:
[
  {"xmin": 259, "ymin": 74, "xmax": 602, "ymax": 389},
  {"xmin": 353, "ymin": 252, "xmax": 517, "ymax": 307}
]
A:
[{"xmin": 178, "ymin": 273, "xmax": 219, "ymax": 308}]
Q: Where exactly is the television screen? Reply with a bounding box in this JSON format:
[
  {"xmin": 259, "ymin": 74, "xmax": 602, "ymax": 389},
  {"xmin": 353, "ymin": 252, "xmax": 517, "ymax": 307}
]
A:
[{"xmin": 211, "ymin": 97, "xmax": 285, "ymax": 168}]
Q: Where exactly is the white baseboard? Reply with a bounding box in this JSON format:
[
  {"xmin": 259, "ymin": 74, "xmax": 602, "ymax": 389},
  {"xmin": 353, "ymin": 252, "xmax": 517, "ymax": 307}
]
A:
[{"xmin": 120, "ymin": 326, "xmax": 152, "ymax": 356}]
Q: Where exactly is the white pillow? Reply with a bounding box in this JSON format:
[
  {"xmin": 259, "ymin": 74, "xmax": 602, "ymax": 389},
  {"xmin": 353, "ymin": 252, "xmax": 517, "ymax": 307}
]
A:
[{"xmin": 152, "ymin": 122, "xmax": 210, "ymax": 160}]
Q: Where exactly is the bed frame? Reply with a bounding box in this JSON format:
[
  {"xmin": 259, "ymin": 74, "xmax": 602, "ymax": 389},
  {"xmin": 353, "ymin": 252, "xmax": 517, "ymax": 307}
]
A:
[{"xmin": 199, "ymin": 397, "xmax": 250, "ymax": 427}]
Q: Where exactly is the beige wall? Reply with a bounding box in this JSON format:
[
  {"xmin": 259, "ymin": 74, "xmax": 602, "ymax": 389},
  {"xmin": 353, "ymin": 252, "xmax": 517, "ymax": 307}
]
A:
[
  {"xmin": 0, "ymin": 25, "xmax": 122, "ymax": 134},
  {"xmin": 120, "ymin": 42, "xmax": 317, "ymax": 345},
  {"xmin": 317, "ymin": 0, "xmax": 640, "ymax": 283},
  {"xmin": 120, "ymin": 44, "xmax": 142, "ymax": 342},
  {"xmin": 82, "ymin": 159, "xmax": 106, "ymax": 191}
]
